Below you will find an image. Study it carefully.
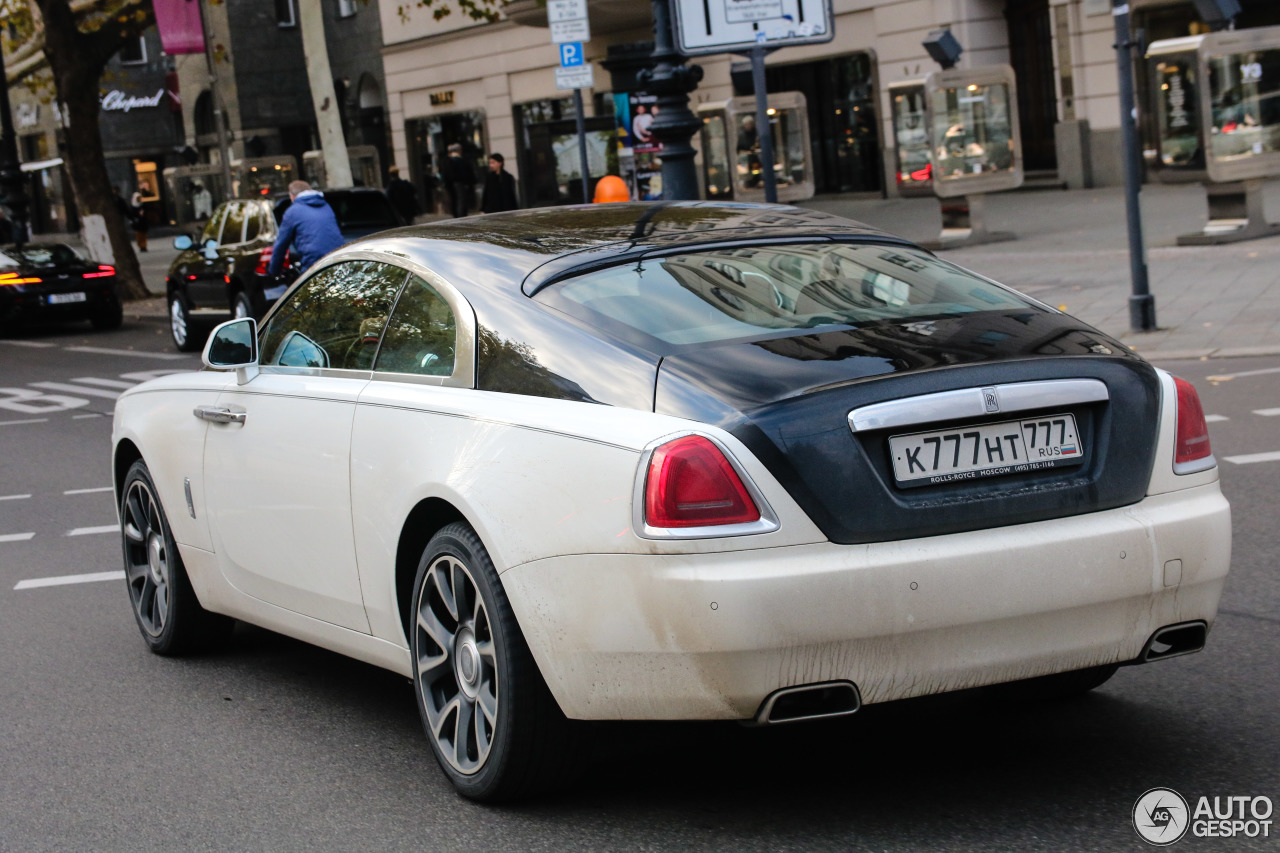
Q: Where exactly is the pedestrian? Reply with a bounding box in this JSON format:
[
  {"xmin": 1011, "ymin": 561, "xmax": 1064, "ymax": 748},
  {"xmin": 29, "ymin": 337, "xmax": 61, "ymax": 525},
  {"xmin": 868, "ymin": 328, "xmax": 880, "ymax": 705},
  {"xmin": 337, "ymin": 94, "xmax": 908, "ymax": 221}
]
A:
[
  {"xmin": 268, "ymin": 180, "xmax": 344, "ymax": 277},
  {"xmin": 480, "ymin": 153, "xmax": 519, "ymax": 213},
  {"xmin": 440, "ymin": 143, "xmax": 476, "ymax": 218},
  {"xmin": 129, "ymin": 184, "xmax": 149, "ymax": 251},
  {"xmin": 385, "ymin": 165, "xmax": 420, "ymax": 224}
]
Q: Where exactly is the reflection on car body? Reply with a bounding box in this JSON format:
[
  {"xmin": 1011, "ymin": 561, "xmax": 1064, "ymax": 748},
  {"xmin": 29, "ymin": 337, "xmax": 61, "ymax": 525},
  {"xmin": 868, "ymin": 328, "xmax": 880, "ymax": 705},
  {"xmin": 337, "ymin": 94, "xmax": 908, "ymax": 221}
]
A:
[{"xmin": 114, "ymin": 203, "xmax": 1230, "ymax": 803}]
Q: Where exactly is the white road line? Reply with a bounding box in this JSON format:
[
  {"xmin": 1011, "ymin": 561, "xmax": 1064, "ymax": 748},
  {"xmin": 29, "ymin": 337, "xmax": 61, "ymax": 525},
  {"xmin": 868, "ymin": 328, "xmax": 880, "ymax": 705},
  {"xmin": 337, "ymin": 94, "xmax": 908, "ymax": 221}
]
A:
[
  {"xmin": 1207, "ymin": 366, "xmax": 1280, "ymax": 381},
  {"xmin": 0, "ymin": 339, "xmax": 55, "ymax": 348},
  {"xmin": 30, "ymin": 381, "xmax": 121, "ymax": 399},
  {"xmin": 69, "ymin": 378, "xmax": 136, "ymax": 389},
  {"xmin": 66, "ymin": 525, "xmax": 119, "ymax": 536},
  {"xmin": 1205, "ymin": 414, "xmax": 1230, "ymax": 422},
  {"xmin": 1253, "ymin": 408, "xmax": 1280, "ymax": 417},
  {"xmin": 0, "ymin": 494, "xmax": 32, "ymax": 501},
  {"xmin": 64, "ymin": 346, "xmax": 187, "ymax": 361},
  {"xmin": 1224, "ymin": 451, "xmax": 1280, "ymax": 465},
  {"xmin": 72, "ymin": 413, "xmax": 105, "ymax": 419},
  {"xmin": 64, "ymin": 487, "xmax": 113, "ymax": 495},
  {"xmin": 0, "ymin": 418, "xmax": 48, "ymax": 427},
  {"xmin": 14, "ymin": 571, "xmax": 125, "ymax": 590},
  {"xmin": 0, "ymin": 532, "xmax": 36, "ymax": 543}
]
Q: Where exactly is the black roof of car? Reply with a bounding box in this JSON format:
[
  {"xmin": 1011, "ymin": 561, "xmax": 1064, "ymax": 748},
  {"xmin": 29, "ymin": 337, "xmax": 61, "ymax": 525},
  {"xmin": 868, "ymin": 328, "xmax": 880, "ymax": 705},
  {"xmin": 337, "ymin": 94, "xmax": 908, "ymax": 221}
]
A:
[{"xmin": 355, "ymin": 202, "xmax": 917, "ymax": 296}]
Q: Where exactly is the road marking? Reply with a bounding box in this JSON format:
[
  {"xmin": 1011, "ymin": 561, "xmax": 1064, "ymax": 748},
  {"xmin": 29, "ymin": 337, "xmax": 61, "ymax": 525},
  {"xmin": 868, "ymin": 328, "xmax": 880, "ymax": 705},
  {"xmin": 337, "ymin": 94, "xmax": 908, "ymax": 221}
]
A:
[
  {"xmin": 64, "ymin": 346, "xmax": 188, "ymax": 361},
  {"xmin": 1207, "ymin": 366, "xmax": 1280, "ymax": 381},
  {"xmin": 0, "ymin": 532, "xmax": 36, "ymax": 543},
  {"xmin": 72, "ymin": 413, "xmax": 105, "ymax": 419},
  {"xmin": 66, "ymin": 525, "xmax": 119, "ymax": 536},
  {"xmin": 0, "ymin": 494, "xmax": 32, "ymax": 501},
  {"xmin": 64, "ymin": 487, "xmax": 113, "ymax": 495},
  {"xmin": 1205, "ymin": 414, "xmax": 1229, "ymax": 422},
  {"xmin": 14, "ymin": 570, "xmax": 125, "ymax": 590},
  {"xmin": 1224, "ymin": 451, "xmax": 1280, "ymax": 465},
  {"xmin": 0, "ymin": 418, "xmax": 48, "ymax": 427},
  {"xmin": 1253, "ymin": 408, "xmax": 1280, "ymax": 417},
  {"xmin": 0, "ymin": 339, "xmax": 56, "ymax": 348},
  {"xmin": 30, "ymin": 381, "xmax": 121, "ymax": 399},
  {"xmin": 70, "ymin": 378, "xmax": 136, "ymax": 390}
]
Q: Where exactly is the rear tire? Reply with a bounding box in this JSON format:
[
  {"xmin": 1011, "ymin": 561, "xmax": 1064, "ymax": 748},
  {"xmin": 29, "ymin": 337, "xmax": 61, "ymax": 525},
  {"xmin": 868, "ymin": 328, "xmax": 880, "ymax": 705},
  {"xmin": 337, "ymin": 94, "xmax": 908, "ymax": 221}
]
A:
[
  {"xmin": 988, "ymin": 664, "xmax": 1120, "ymax": 702},
  {"xmin": 231, "ymin": 290, "xmax": 254, "ymax": 320},
  {"xmin": 120, "ymin": 460, "xmax": 233, "ymax": 655},
  {"xmin": 410, "ymin": 522, "xmax": 583, "ymax": 802},
  {"xmin": 90, "ymin": 297, "xmax": 123, "ymax": 330}
]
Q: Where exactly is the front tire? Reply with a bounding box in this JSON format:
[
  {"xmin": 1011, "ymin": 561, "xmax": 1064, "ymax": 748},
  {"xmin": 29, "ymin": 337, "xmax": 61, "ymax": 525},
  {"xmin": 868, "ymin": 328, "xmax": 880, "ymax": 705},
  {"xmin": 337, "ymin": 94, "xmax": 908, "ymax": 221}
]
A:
[
  {"xmin": 168, "ymin": 294, "xmax": 201, "ymax": 352},
  {"xmin": 410, "ymin": 522, "xmax": 582, "ymax": 801},
  {"xmin": 120, "ymin": 460, "xmax": 232, "ymax": 655}
]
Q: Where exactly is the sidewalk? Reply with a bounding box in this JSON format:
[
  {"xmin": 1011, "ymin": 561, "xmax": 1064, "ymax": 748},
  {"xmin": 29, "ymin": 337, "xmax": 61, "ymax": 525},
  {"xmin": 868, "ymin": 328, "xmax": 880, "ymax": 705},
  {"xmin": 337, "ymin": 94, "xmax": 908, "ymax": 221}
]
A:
[{"xmin": 800, "ymin": 182, "xmax": 1280, "ymax": 361}]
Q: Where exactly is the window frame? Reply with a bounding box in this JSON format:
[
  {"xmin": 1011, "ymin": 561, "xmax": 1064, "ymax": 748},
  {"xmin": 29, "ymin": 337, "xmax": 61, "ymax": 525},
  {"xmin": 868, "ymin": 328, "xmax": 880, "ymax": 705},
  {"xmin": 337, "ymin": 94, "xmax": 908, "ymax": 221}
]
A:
[
  {"xmin": 256, "ymin": 249, "xmax": 477, "ymax": 388},
  {"xmin": 118, "ymin": 35, "xmax": 147, "ymax": 65},
  {"xmin": 276, "ymin": 0, "xmax": 297, "ymax": 27}
]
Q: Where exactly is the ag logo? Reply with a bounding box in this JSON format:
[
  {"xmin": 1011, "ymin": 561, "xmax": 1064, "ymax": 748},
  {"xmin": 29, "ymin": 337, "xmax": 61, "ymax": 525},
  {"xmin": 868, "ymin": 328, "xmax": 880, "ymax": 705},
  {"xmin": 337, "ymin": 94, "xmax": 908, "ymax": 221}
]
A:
[{"xmin": 1134, "ymin": 787, "xmax": 1190, "ymax": 845}]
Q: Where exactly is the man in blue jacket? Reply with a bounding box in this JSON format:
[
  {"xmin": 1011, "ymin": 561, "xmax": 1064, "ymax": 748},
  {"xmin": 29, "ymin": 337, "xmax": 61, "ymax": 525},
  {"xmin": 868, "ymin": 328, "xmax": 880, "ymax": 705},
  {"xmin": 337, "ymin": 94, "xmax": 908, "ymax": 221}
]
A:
[{"xmin": 268, "ymin": 180, "xmax": 344, "ymax": 277}]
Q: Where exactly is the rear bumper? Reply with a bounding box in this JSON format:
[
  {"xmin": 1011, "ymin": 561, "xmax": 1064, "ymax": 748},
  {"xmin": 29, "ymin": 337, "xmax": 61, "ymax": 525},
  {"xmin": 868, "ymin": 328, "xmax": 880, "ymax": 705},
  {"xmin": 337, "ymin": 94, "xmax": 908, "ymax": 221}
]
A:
[
  {"xmin": 502, "ymin": 483, "xmax": 1231, "ymax": 720},
  {"xmin": 0, "ymin": 283, "xmax": 119, "ymax": 324}
]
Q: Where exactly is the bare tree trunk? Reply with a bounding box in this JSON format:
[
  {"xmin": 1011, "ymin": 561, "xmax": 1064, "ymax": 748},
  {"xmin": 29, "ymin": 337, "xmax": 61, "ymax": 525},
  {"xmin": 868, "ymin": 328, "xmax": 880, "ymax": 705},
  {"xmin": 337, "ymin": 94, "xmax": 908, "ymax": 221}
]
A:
[
  {"xmin": 298, "ymin": 0, "xmax": 352, "ymax": 189},
  {"xmin": 35, "ymin": 0, "xmax": 149, "ymax": 301}
]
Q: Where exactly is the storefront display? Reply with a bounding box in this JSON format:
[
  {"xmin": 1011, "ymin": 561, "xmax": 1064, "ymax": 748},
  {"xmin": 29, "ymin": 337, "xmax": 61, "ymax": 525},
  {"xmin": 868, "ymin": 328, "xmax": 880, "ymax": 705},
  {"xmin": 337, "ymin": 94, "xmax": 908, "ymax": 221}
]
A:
[
  {"xmin": 1149, "ymin": 36, "xmax": 1205, "ymax": 173},
  {"xmin": 889, "ymin": 80, "xmax": 932, "ymax": 196},
  {"xmin": 1202, "ymin": 25, "xmax": 1280, "ymax": 182},
  {"xmin": 924, "ymin": 64, "xmax": 1023, "ymax": 198}
]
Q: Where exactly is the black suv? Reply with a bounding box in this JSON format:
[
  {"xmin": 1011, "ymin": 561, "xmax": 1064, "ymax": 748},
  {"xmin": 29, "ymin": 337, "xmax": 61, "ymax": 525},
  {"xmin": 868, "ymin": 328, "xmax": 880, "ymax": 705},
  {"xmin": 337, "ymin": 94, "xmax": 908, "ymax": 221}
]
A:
[{"xmin": 165, "ymin": 189, "xmax": 402, "ymax": 351}]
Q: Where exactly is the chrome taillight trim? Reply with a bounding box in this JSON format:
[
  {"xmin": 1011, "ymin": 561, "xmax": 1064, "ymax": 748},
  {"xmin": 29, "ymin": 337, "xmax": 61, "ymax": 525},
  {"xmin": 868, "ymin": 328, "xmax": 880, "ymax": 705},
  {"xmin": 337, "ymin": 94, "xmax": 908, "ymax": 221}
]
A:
[
  {"xmin": 632, "ymin": 431, "xmax": 780, "ymax": 540},
  {"xmin": 847, "ymin": 378, "xmax": 1110, "ymax": 433}
]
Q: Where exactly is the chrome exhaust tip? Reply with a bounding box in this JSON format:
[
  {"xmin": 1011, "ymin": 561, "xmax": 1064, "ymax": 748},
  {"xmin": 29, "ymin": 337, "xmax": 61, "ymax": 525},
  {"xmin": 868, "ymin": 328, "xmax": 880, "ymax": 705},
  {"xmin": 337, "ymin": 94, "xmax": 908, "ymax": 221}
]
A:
[
  {"xmin": 753, "ymin": 680, "xmax": 861, "ymax": 725},
  {"xmin": 1140, "ymin": 621, "xmax": 1208, "ymax": 663}
]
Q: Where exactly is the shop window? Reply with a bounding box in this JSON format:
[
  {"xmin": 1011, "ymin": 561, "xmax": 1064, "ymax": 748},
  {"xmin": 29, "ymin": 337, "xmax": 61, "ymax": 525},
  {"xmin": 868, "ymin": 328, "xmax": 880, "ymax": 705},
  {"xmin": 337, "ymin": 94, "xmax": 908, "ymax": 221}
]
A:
[
  {"xmin": 337, "ymin": 0, "xmax": 357, "ymax": 17},
  {"xmin": 132, "ymin": 160, "xmax": 161, "ymax": 203},
  {"xmin": 276, "ymin": 0, "xmax": 297, "ymax": 27},
  {"xmin": 119, "ymin": 36, "xmax": 146, "ymax": 65}
]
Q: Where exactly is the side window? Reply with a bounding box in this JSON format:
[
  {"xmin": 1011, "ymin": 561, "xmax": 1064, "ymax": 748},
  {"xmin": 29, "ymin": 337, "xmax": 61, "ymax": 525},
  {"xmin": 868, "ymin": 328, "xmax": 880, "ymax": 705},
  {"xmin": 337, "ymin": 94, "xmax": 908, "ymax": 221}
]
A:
[
  {"xmin": 200, "ymin": 204, "xmax": 228, "ymax": 245},
  {"xmin": 243, "ymin": 209, "xmax": 262, "ymax": 242},
  {"xmin": 373, "ymin": 274, "xmax": 457, "ymax": 377},
  {"xmin": 221, "ymin": 202, "xmax": 248, "ymax": 245},
  {"xmin": 259, "ymin": 261, "xmax": 409, "ymax": 370}
]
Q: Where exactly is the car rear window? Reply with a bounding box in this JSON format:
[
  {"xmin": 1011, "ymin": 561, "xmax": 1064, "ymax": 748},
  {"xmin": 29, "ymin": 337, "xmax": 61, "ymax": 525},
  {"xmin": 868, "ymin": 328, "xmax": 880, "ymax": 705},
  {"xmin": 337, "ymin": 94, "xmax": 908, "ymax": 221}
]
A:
[
  {"xmin": 327, "ymin": 192, "xmax": 399, "ymax": 229},
  {"xmin": 536, "ymin": 243, "xmax": 1037, "ymax": 347},
  {"xmin": 0, "ymin": 244, "xmax": 83, "ymax": 267}
]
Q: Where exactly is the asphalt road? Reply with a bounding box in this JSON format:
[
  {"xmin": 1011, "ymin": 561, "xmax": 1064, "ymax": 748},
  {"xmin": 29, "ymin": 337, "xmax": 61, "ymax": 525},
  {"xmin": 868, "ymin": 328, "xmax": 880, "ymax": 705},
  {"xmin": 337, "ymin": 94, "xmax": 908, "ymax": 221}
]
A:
[{"xmin": 0, "ymin": 317, "xmax": 1277, "ymax": 852}]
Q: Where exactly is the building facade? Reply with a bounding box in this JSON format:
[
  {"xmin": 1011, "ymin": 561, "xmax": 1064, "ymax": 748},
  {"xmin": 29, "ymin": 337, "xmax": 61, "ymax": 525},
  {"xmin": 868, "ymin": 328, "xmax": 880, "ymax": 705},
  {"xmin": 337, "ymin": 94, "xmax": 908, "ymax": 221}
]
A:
[{"xmin": 378, "ymin": 0, "xmax": 1280, "ymax": 205}]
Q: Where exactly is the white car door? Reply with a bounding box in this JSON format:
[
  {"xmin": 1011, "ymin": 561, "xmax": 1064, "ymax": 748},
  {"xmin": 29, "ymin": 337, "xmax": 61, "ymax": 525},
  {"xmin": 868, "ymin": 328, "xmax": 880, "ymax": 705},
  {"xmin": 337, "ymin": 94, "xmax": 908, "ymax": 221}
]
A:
[{"xmin": 202, "ymin": 259, "xmax": 410, "ymax": 632}]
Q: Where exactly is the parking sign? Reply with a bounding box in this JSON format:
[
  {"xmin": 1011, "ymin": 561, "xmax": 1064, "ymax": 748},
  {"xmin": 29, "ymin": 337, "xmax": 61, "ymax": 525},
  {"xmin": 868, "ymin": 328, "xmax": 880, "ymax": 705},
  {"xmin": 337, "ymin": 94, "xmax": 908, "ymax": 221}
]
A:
[{"xmin": 559, "ymin": 42, "xmax": 584, "ymax": 67}]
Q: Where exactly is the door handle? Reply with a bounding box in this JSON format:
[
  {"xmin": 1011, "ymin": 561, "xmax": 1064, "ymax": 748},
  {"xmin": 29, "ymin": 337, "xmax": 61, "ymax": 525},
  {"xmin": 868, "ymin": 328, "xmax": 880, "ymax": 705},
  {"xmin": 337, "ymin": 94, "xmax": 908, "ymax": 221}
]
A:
[{"xmin": 193, "ymin": 405, "xmax": 246, "ymax": 425}]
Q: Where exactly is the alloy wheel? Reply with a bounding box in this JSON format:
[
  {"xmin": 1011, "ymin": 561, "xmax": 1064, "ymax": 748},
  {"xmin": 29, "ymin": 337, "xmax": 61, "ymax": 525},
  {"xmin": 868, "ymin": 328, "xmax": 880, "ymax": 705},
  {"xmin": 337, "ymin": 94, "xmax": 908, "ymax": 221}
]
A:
[
  {"xmin": 415, "ymin": 554, "xmax": 499, "ymax": 775},
  {"xmin": 170, "ymin": 299, "xmax": 188, "ymax": 348},
  {"xmin": 122, "ymin": 479, "xmax": 171, "ymax": 637}
]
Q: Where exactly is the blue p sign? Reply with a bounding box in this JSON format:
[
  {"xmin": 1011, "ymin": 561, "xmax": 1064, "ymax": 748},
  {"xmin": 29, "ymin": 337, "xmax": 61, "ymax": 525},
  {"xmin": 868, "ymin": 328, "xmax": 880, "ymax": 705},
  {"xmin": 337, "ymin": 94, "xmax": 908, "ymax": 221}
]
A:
[{"xmin": 559, "ymin": 42, "xmax": 583, "ymax": 67}]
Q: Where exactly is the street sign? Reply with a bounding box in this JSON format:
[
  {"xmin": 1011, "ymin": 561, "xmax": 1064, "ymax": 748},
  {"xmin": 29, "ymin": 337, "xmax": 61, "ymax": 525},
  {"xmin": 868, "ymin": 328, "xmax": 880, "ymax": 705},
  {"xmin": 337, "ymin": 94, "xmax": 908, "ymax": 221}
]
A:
[
  {"xmin": 559, "ymin": 42, "xmax": 584, "ymax": 67},
  {"xmin": 548, "ymin": 0, "xmax": 590, "ymax": 44},
  {"xmin": 671, "ymin": 0, "xmax": 834, "ymax": 55},
  {"xmin": 555, "ymin": 65, "xmax": 595, "ymax": 91}
]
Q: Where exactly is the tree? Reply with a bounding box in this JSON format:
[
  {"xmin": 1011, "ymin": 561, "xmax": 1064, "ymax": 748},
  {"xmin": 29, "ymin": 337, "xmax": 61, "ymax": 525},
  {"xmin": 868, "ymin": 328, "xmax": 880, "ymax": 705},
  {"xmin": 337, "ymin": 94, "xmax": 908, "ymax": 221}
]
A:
[{"xmin": 3, "ymin": 0, "xmax": 154, "ymax": 301}]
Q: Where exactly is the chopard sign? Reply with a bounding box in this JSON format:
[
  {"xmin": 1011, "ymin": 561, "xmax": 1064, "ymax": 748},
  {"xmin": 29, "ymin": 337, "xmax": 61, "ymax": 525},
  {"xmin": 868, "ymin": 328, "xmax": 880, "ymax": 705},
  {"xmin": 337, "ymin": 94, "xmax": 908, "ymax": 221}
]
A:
[{"xmin": 101, "ymin": 89, "xmax": 165, "ymax": 112}]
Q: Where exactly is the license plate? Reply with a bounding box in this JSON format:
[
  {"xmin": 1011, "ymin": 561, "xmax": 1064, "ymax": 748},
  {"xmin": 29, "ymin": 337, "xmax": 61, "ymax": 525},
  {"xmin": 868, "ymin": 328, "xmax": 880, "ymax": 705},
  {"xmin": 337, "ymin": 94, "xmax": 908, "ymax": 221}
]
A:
[
  {"xmin": 47, "ymin": 292, "xmax": 87, "ymax": 305},
  {"xmin": 889, "ymin": 413, "xmax": 1083, "ymax": 487}
]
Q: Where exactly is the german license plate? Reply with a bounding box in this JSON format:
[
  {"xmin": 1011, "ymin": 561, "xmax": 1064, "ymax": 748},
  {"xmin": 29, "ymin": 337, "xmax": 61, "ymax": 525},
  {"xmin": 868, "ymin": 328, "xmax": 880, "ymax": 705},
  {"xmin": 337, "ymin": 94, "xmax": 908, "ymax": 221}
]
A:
[
  {"xmin": 47, "ymin": 292, "xmax": 87, "ymax": 305},
  {"xmin": 889, "ymin": 413, "xmax": 1083, "ymax": 487}
]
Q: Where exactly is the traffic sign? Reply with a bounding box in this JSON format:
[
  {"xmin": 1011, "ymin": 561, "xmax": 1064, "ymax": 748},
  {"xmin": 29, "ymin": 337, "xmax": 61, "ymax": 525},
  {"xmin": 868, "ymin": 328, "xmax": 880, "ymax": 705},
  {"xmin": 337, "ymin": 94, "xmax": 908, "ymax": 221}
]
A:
[
  {"xmin": 546, "ymin": 0, "xmax": 587, "ymax": 23},
  {"xmin": 548, "ymin": 0, "xmax": 590, "ymax": 44},
  {"xmin": 554, "ymin": 65, "xmax": 595, "ymax": 91},
  {"xmin": 671, "ymin": 0, "xmax": 834, "ymax": 55},
  {"xmin": 559, "ymin": 42, "xmax": 584, "ymax": 67}
]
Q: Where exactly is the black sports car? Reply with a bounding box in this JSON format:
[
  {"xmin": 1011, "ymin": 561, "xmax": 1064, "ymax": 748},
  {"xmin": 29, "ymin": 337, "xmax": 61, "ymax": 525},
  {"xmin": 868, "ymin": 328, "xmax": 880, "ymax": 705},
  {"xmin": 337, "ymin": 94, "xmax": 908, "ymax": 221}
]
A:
[{"xmin": 0, "ymin": 243, "xmax": 122, "ymax": 332}]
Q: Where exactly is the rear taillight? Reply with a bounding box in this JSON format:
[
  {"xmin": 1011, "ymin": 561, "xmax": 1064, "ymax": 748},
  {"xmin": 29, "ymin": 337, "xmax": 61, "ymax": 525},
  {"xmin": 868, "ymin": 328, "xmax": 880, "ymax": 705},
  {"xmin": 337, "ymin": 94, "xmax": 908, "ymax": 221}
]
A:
[
  {"xmin": 82, "ymin": 265, "xmax": 114, "ymax": 279},
  {"xmin": 255, "ymin": 247, "xmax": 273, "ymax": 275},
  {"xmin": 1173, "ymin": 376, "xmax": 1215, "ymax": 474},
  {"xmin": 644, "ymin": 435, "xmax": 761, "ymax": 529},
  {"xmin": 0, "ymin": 271, "xmax": 41, "ymax": 285}
]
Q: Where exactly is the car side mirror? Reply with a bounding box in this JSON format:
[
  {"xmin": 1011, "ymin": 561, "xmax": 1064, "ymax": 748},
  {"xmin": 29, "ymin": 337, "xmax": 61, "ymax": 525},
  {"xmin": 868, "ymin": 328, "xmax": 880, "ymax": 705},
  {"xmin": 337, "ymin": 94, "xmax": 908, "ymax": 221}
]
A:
[
  {"xmin": 203, "ymin": 317, "xmax": 259, "ymax": 385},
  {"xmin": 202, "ymin": 245, "xmax": 220, "ymax": 260},
  {"xmin": 173, "ymin": 234, "xmax": 194, "ymax": 251}
]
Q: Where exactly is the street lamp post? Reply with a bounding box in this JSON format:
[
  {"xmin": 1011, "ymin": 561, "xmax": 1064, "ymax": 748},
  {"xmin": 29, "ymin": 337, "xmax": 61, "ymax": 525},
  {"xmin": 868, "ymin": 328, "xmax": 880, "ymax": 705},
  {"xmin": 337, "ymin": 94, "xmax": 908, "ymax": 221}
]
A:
[
  {"xmin": 0, "ymin": 44, "xmax": 31, "ymax": 247},
  {"xmin": 1113, "ymin": 0, "xmax": 1156, "ymax": 332},
  {"xmin": 639, "ymin": 0, "xmax": 703, "ymax": 201}
]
